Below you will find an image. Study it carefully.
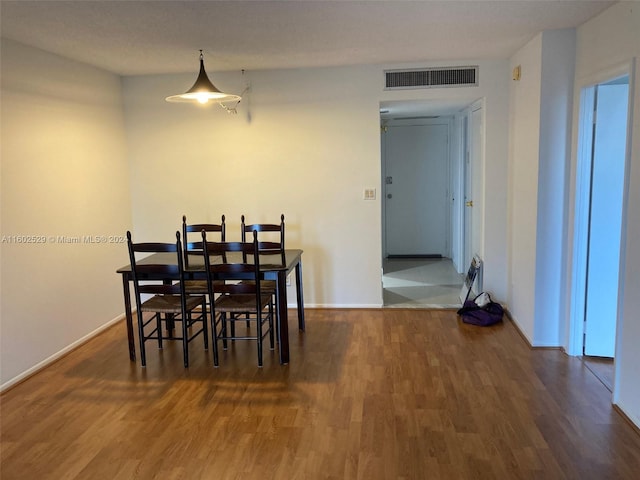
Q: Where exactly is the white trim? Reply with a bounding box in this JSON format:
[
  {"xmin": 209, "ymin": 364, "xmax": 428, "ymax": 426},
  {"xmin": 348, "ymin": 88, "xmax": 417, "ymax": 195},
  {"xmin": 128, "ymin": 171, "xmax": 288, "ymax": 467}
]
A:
[
  {"xmin": 568, "ymin": 59, "xmax": 635, "ymax": 358},
  {"xmin": 470, "ymin": 99, "xmax": 486, "ymax": 261},
  {"xmin": 615, "ymin": 399, "xmax": 640, "ymax": 434},
  {"xmin": 612, "ymin": 57, "xmax": 636, "ymax": 405},
  {"xmin": 568, "ymin": 86, "xmax": 595, "ymax": 356},
  {"xmin": 576, "ymin": 62, "xmax": 635, "ymax": 90},
  {"xmin": 0, "ymin": 315, "xmax": 125, "ymax": 393},
  {"xmin": 452, "ymin": 112, "xmax": 466, "ymax": 274}
]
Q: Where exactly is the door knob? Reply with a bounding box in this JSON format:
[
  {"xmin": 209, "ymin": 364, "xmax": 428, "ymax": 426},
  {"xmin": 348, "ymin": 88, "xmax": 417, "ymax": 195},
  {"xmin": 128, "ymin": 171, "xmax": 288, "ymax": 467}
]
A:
[
  {"xmin": 465, "ymin": 201, "xmax": 473, "ymax": 207},
  {"xmin": 387, "ymin": 194, "xmax": 393, "ymax": 199}
]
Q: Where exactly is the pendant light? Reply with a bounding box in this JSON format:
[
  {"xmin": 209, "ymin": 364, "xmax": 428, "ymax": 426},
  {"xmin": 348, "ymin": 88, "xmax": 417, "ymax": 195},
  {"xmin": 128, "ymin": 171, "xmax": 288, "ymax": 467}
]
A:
[{"xmin": 166, "ymin": 50, "xmax": 241, "ymax": 105}]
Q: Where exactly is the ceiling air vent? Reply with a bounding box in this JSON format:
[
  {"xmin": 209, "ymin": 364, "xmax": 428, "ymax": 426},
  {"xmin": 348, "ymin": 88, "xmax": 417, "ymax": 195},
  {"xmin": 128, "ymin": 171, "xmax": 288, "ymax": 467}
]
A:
[{"xmin": 385, "ymin": 66, "xmax": 478, "ymax": 90}]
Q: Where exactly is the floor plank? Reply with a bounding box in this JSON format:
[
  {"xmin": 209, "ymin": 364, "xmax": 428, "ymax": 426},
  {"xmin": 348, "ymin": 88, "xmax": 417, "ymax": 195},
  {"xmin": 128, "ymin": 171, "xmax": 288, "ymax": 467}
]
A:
[{"xmin": 2, "ymin": 309, "xmax": 640, "ymax": 479}]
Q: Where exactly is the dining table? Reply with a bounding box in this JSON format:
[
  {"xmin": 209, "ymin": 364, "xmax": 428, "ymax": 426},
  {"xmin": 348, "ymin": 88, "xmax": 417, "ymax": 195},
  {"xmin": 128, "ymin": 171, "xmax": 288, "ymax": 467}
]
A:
[{"xmin": 116, "ymin": 249, "xmax": 305, "ymax": 365}]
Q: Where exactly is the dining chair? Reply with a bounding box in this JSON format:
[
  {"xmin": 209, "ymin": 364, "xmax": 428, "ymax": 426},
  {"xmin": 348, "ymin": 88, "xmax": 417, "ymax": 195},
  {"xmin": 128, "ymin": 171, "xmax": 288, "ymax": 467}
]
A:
[
  {"xmin": 240, "ymin": 214, "xmax": 286, "ymax": 331},
  {"xmin": 126, "ymin": 231, "xmax": 208, "ymax": 367},
  {"xmin": 203, "ymin": 230, "xmax": 275, "ymax": 367},
  {"xmin": 240, "ymin": 214, "xmax": 285, "ymax": 252},
  {"xmin": 182, "ymin": 214, "xmax": 226, "ymax": 294}
]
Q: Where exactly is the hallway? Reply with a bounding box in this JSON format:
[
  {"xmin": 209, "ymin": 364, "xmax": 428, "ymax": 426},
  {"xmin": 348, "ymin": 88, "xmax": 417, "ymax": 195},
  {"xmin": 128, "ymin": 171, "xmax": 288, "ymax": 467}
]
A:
[{"xmin": 383, "ymin": 257, "xmax": 464, "ymax": 308}]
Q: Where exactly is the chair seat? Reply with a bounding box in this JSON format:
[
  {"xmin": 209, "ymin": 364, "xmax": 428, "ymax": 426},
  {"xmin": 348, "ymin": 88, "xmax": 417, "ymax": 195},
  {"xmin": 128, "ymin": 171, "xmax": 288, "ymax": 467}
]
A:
[
  {"xmin": 184, "ymin": 279, "xmax": 224, "ymax": 294},
  {"xmin": 214, "ymin": 293, "xmax": 272, "ymax": 313},
  {"xmin": 238, "ymin": 279, "xmax": 276, "ymax": 293},
  {"xmin": 141, "ymin": 294, "xmax": 205, "ymax": 314}
]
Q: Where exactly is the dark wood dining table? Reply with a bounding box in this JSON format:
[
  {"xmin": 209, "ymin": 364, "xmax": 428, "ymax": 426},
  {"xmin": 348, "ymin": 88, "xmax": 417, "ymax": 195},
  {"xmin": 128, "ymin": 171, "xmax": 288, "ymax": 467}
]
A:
[{"xmin": 116, "ymin": 249, "xmax": 305, "ymax": 365}]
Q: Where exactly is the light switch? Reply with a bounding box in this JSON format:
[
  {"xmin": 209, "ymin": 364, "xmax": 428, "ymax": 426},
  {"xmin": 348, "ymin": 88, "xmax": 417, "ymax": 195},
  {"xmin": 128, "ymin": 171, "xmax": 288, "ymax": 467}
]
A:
[{"xmin": 364, "ymin": 188, "xmax": 376, "ymax": 200}]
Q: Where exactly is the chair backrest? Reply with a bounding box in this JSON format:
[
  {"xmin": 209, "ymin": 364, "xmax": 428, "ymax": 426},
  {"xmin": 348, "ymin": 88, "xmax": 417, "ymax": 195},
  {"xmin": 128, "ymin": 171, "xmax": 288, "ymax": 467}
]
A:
[
  {"xmin": 240, "ymin": 214, "xmax": 285, "ymax": 263},
  {"xmin": 126, "ymin": 231, "xmax": 187, "ymax": 306},
  {"xmin": 182, "ymin": 214, "xmax": 226, "ymax": 267},
  {"xmin": 202, "ymin": 230, "xmax": 262, "ymax": 297}
]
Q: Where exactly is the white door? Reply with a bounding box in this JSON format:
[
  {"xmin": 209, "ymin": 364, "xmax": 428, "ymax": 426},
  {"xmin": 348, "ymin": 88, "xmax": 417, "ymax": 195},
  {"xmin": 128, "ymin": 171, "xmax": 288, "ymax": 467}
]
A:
[
  {"xmin": 384, "ymin": 123, "xmax": 449, "ymax": 256},
  {"xmin": 463, "ymin": 105, "xmax": 484, "ymax": 270},
  {"xmin": 463, "ymin": 115, "xmax": 473, "ymax": 269},
  {"xmin": 584, "ymin": 81, "xmax": 629, "ymax": 357}
]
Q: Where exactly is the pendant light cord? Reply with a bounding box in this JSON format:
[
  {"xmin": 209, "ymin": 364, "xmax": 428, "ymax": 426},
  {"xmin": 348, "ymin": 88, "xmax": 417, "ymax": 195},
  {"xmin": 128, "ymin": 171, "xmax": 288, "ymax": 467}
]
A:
[{"xmin": 219, "ymin": 69, "xmax": 249, "ymax": 114}]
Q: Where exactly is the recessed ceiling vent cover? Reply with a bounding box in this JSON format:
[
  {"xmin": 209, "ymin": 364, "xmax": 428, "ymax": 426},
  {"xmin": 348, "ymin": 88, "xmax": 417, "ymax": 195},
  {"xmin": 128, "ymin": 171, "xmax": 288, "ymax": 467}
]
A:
[{"xmin": 385, "ymin": 66, "xmax": 478, "ymax": 90}]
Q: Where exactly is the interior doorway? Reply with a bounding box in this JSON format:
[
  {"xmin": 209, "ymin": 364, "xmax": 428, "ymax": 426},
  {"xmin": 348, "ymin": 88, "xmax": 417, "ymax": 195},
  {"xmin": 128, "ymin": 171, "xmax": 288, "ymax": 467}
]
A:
[
  {"xmin": 380, "ymin": 99, "xmax": 482, "ymax": 307},
  {"xmin": 572, "ymin": 72, "xmax": 630, "ymax": 391}
]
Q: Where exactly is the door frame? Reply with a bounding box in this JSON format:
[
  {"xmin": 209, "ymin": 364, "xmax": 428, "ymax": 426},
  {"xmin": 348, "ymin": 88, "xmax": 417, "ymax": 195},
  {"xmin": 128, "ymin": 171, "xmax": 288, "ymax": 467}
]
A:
[
  {"xmin": 379, "ymin": 98, "xmax": 485, "ymax": 279},
  {"xmin": 583, "ymin": 80, "xmax": 629, "ymax": 357},
  {"xmin": 451, "ymin": 112, "xmax": 467, "ymax": 273},
  {"xmin": 568, "ymin": 60, "xmax": 634, "ymax": 398}
]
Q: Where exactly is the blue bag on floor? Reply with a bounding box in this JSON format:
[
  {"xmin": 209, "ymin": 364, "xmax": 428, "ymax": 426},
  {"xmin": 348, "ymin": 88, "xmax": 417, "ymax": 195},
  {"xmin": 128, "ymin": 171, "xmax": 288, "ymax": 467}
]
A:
[{"xmin": 457, "ymin": 292, "xmax": 504, "ymax": 326}]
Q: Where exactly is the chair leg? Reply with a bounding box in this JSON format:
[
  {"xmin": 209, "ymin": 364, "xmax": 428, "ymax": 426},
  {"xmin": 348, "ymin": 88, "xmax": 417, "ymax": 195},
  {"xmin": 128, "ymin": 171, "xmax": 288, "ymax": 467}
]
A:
[
  {"xmin": 230, "ymin": 315, "xmax": 236, "ymax": 340},
  {"xmin": 137, "ymin": 311, "xmax": 147, "ymax": 367},
  {"xmin": 257, "ymin": 337, "xmax": 263, "ymax": 367},
  {"xmin": 182, "ymin": 312, "xmax": 189, "ymax": 368},
  {"xmin": 211, "ymin": 310, "xmax": 219, "ymax": 367},
  {"xmin": 273, "ymin": 293, "xmax": 280, "ymax": 345},
  {"xmin": 202, "ymin": 301, "xmax": 209, "ymax": 350},
  {"xmin": 257, "ymin": 311, "xmax": 263, "ymax": 367},
  {"xmin": 221, "ymin": 313, "xmax": 228, "ymax": 350},
  {"xmin": 268, "ymin": 302, "xmax": 275, "ymax": 350},
  {"xmin": 166, "ymin": 313, "xmax": 175, "ymax": 336},
  {"xmin": 157, "ymin": 314, "xmax": 163, "ymax": 349}
]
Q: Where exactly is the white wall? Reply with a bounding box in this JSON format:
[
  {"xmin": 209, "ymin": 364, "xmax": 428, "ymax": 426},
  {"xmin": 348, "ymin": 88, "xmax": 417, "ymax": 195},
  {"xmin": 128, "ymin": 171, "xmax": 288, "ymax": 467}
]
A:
[
  {"xmin": 123, "ymin": 67, "xmax": 384, "ymax": 308},
  {"xmin": 508, "ymin": 34, "xmax": 543, "ymax": 343},
  {"xmin": 569, "ymin": 1, "xmax": 640, "ymax": 429},
  {"xmin": 481, "ymin": 92, "xmax": 510, "ymax": 303},
  {"xmin": 535, "ymin": 29, "xmax": 576, "ymax": 346},
  {"xmin": 0, "ymin": 40, "xmax": 132, "ymax": 388},
  {"xmin": 507, "ymin": 29, "xmax": 576, "ymax": 346},
  {"xmin": 122, "ymin": 60, "xmax": 509, "ymax": 308}
]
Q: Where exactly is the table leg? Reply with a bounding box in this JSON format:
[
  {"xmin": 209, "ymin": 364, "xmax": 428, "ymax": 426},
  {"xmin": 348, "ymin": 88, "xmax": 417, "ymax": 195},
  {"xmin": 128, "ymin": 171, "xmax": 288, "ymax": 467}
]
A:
[
  {"xmin": 295, "ymin": 261, "xmax": 305, "ymax": 331},
  {"xmin": 122, "ymin": 275, "xmax": 136, "ymax": 361},
  {"xmin": 276, "ymin": 271, "xmax": 290, "ymax": 364}
]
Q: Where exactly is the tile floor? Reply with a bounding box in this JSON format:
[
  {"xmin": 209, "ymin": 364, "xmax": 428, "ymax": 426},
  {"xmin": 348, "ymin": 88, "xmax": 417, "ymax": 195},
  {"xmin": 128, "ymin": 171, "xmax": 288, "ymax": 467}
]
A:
[{"xmin": 382, "ymin": 257, "xmax": 465, "ymax": 308}]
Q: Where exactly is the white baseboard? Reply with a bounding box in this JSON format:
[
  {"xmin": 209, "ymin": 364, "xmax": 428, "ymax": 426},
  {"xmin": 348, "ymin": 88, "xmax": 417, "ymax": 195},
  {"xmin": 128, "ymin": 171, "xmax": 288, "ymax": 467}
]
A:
[
  {"xmin": 299, "ymin": 303, "xmax": 383, "ymax": 309},
  {"xmin": 613, "ymin": 400, "xmax": 640, "ymax": 432}
]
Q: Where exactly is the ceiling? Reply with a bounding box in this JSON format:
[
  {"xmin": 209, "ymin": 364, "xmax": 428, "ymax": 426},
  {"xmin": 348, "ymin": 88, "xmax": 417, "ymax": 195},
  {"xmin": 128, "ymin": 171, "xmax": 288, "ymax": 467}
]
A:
[{"xmin": 1, "ymin": 0, "xmax": 614, "ymax": 76}]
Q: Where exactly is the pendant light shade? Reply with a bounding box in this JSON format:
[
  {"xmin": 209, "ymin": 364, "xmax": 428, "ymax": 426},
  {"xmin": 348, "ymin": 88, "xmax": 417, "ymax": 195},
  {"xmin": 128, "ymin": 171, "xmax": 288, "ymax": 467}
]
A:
[{"xmin": 166, "ymin": 50, "xmax": 241, "ymax": 104}]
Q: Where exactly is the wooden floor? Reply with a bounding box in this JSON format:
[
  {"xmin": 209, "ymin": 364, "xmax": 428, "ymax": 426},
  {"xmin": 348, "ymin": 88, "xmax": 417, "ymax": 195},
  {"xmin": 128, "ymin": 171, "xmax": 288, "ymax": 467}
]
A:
[
  {"xmin": 583, "ymin": 356, "xmax": 615, "ymax": 392},
  {"xmin": 2, "ymin": 309, "xmax": 640, "ymax": 479}
]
